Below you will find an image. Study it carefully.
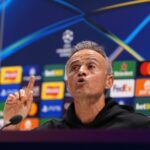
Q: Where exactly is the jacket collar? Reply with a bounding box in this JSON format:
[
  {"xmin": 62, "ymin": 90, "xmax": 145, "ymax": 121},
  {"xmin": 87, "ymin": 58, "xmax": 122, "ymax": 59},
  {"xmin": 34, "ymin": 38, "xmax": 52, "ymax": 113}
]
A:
[{"xmin": 64, "ymin": 98, "xmax": 118, "ymax": 128}]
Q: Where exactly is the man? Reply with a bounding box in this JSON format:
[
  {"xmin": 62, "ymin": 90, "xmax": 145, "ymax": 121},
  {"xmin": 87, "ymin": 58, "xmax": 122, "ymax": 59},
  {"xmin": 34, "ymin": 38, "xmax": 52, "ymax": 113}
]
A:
[{"xmin": 3, "ymin": 41, "xmax": 150, "ymax": 130}]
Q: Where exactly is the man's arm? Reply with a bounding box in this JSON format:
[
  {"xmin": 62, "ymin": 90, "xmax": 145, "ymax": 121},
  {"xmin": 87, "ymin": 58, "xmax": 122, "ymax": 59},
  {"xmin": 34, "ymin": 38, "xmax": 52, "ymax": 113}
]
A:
[{"xmin": 2, "ymin": 76, "xmax": 35, "ymax": 130}]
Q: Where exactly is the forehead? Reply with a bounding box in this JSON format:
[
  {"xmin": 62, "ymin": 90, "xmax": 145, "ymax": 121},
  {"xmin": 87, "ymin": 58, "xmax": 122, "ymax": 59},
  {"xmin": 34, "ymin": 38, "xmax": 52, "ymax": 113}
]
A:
[{"xmin": 68, "ymin": 49, "xmax": 106, "ymax": 64}]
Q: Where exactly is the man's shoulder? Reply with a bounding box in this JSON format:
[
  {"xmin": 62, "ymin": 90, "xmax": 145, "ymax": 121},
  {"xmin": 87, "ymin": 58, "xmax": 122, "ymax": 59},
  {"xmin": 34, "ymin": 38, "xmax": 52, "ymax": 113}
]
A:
[
  {"xmin": 107, "ymin": 98, "xmax": 150, "ymax": 128},
  {"xmin": 115, "ymin": 103, "xmax": 150, "ymax": 128}
]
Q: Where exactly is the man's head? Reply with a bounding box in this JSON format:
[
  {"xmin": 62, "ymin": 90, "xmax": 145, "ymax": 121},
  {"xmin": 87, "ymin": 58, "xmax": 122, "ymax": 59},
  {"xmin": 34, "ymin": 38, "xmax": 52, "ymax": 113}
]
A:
[{"xmin": 66, "ymin": 41, "xmax": 114, "ymax": 100}]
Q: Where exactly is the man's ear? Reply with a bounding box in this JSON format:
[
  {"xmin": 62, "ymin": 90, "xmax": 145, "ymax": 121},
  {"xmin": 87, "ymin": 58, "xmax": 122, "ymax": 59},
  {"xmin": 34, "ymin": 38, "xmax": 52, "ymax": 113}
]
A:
[
  {"xmin": 66, "ymin": 80, "xmax": 70, "ymax": 93},
  {"xmin": 105, "ymin": 74, "xmax": 114, "ymax": 89}
]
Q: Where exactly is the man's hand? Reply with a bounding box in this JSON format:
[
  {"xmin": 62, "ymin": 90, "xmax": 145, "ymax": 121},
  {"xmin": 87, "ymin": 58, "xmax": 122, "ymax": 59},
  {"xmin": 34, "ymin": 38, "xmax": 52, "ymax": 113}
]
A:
[{"xmin": 3, "ymin": 76, "xmax": 35, "ymax": 130}]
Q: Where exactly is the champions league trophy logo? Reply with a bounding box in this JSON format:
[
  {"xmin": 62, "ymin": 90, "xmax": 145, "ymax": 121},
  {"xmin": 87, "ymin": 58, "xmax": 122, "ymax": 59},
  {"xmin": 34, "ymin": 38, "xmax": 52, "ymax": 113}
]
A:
[{"xmin": 56, "ymin": 29, "xmax": 74, "ymax": 57}]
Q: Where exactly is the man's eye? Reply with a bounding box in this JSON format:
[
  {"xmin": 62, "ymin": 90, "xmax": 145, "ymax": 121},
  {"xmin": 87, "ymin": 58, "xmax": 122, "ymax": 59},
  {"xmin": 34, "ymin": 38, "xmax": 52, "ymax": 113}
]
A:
[
  {"xmin": 71, "ymin": 65, "xmax": 80, "ymax": 71},
  {"xmin": 88, "ymin": 64, "xmax": 95, "ymax": 69}
]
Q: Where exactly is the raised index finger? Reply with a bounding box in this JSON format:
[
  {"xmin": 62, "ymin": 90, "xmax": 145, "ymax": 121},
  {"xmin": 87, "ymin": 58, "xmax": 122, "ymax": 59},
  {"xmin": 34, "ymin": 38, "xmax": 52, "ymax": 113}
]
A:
[{"xmin": 26, "ymin": 75, "xmax": 35, "ymax": 90}]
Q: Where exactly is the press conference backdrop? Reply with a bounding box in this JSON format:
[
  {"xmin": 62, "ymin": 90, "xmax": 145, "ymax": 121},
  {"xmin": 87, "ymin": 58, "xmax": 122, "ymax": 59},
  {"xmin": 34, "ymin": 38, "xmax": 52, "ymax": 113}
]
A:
[{"xmin": 0, "ymin": 0, "xmax": 150, "ymax": 130}]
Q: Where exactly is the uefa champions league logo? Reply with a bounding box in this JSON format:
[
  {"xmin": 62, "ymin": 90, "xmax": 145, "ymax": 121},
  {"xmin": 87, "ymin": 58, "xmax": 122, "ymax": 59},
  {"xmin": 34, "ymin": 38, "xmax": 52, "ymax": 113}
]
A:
[{"xmin": 56, "ymin": 29, "xmax": 74, "ymax": 57}]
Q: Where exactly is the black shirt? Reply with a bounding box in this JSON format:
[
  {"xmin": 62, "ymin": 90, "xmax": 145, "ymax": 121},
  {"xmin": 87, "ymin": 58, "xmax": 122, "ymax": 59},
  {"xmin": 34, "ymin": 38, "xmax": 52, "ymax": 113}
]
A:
[{"xmin": 37, "ymin": 98, "xmax": 150, "ymax": 130}]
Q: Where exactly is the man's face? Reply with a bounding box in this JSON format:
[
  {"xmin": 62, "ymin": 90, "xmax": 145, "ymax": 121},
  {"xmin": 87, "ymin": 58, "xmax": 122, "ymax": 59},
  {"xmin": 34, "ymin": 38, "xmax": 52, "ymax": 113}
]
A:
[{"xmin": 66, "ymin": 49, "xmax": 113, "ymax": 99}]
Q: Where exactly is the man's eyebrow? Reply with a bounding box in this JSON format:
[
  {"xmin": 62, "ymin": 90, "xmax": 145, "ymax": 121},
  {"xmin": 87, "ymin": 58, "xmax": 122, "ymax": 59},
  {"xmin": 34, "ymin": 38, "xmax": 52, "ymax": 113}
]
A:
[
  {"xmin": 68, "ymin": 58, "xmax": 101, "ymax": 67},
  {"xmin": 86, "ymin": 58, "xmax": 98, "ymax": 61},
  {"xmin": 86, "ymin": 58, "xmax": 101, "ymax": 64},
  {"xmin": 69, "ymin": 60, "xmax": 80, "ymax": 67}
]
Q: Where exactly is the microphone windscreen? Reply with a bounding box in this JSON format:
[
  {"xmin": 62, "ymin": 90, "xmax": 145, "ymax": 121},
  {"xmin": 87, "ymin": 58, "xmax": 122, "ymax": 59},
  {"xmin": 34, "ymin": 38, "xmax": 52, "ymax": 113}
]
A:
[{"xmin": 9, "ymin": 115, "xmax": 23, "ymax": 125}]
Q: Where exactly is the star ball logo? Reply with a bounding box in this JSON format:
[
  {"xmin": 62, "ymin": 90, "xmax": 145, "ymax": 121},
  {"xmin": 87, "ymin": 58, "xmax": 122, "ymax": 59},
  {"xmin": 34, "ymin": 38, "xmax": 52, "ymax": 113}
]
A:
[{"xmin": 56, "ymin": 29, "xmax": 74, "ymax": 57}]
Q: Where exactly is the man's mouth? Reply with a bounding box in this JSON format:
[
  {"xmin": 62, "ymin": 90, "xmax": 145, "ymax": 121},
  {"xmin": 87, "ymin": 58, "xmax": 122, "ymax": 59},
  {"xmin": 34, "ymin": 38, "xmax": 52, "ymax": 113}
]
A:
[
  {"xmin": 78, "ymin": 78, "xmax": 85, "ymax": 82},
  {"xmin": 77, "ymin": 78, "xmax": 86, "ymax": 85}
]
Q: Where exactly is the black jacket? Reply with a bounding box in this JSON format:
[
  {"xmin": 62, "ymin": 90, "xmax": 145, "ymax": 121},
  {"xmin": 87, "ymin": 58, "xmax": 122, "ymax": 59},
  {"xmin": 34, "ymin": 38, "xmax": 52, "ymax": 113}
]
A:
[{"xmin": 37, "ymin": 98, "xmax": 150, "ymax": 129}]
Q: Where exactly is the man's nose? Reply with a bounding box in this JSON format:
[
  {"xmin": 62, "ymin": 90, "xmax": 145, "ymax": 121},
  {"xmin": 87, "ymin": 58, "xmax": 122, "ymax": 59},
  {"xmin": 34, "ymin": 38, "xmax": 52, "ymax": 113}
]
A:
[{"xmin": 78, "ymin": 66, "xmax": 87, "ymax": 76}]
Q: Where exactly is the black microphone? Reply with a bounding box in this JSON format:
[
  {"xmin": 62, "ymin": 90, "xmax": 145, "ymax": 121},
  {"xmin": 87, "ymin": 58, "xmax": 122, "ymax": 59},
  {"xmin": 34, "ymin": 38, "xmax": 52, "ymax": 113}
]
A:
[{"xmin": 1, "ymin": 115, "xmax": 23, "ymax": 130}]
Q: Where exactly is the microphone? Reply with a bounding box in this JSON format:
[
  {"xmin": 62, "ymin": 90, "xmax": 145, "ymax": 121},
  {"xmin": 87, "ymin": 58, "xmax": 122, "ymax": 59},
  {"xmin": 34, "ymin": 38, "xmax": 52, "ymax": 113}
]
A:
[{"xmin": 1, "ymin": 115, "xmax": 23, "ymax": 130}]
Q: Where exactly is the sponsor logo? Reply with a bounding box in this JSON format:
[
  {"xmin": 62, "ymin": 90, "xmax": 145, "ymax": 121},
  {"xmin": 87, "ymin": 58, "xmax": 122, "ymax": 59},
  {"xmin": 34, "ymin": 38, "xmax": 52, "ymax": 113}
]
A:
[
  {"xmin": 1, "ymin": 66, "xmax": 22, "ymax": 84},
  {"xmin": 56, "ymin": 29, "xmax": 74, "ymax": 57},
  {"xmin": 28, "ymin": 102, "xmax": 38, "ymax": 117},
  {"xmin": 43, "ymin": 64, "xmax": 65, "ymax": 81},
  {"xmin": 44, "ymin": 69, "xmax": 63, "ymax": 77},
  {"xmin": 0, "ymin": 70, "xmax": 1, "ymax": 84},
  {"xmin": 135, "ymin": 79, "xmax": 150, "ymax": 97},
  {"xmin": 135, "ymin": 98, "xmax": 150, "ymax": 115},
  {"xmin": 110, "ymin": 79, "xmax": 135, "ymax": 97},
  {"xmin": 139, "ymin": 62, "xmax": 150, "ymax": 76},
  {"xmin": 113, "ymin": 61, "xmax": 136, "ymax": 78},
  {"xmin": 40, "ymin": 101, "xmax": 63, "ymax": 118},
  {"xmin": 0, "ymin": 85, "xmax": 20, "ymax": 100},
  {"xmin": 41, "ymin": 82, "xmax": 64, "ymax": 100},
  {"xmin": 19, "ymin": 118, "xmax": 39, "ymax": 130},
  {"xmin": 22, "ymin": 66, "xmax": 42, "ymax": 82}
]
